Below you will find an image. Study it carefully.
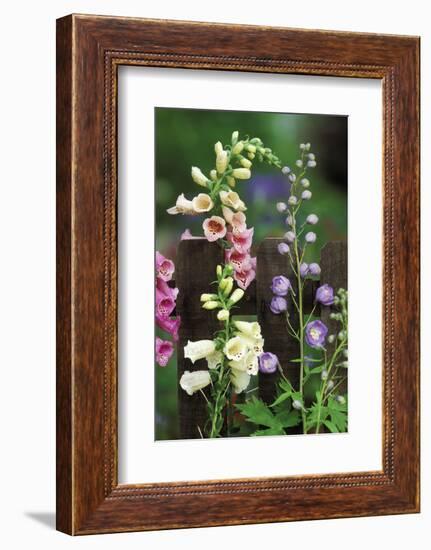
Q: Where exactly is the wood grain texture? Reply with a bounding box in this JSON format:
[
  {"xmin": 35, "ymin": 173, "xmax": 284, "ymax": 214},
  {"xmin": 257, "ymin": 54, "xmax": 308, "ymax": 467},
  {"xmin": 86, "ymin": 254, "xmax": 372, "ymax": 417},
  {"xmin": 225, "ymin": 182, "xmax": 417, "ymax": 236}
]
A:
[{"xmin": 56, "ymin": 14, "xmax": 420, "ymax": 535}]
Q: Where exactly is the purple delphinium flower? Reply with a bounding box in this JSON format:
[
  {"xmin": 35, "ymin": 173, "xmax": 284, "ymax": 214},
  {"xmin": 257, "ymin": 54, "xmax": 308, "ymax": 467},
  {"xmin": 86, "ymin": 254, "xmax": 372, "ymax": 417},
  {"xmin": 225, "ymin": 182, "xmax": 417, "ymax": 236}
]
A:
[
  {"xmin": 308, "ymin": 263, "xmax": 321, "ymax": 276},
  {"xmin": 270, "ymin": 296, "xmax": 287, "ymax": 314},
  {"xmin": 277, "ymin": 242, "xmax": 290, "ymax": 255},
  {"xmin": 271, "ymin": 275, "xmax": 291, "ymax": 296},
  {"xmin": 305, "ymin": 320, "xmax": 328, "ymax": 348},
  {"xmin": 306, "ymin": 214, "xmax": 319, "ymax": 225},
  {"xmin": 259, "ymin": 352, "xmax": 278, "ymax": 374},
  {"xmin": 305, "ymin": 231, "xmax": 316, "ymax": 243},
  {"xmin": 300, "ymin": 263, "xmax": 309, "ymax": 278},
  {"xmin": 315, "ymin": 283, "xmax": 335, "ymax": 306}
]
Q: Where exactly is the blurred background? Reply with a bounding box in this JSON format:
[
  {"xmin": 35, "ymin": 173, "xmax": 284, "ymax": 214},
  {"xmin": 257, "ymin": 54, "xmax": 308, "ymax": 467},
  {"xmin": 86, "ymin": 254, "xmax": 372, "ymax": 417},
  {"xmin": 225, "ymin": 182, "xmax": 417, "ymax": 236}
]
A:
[{"xmin": 155, "ymin": 107, "xmax": 347, "ymax": 440}]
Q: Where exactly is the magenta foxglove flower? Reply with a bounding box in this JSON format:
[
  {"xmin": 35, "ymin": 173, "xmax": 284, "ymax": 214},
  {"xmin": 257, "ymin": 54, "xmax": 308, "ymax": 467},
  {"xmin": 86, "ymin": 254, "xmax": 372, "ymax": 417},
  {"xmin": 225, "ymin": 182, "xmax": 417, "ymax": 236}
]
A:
[
  {"xmin": 300, "ymin": 263, "xmax": 309, "ymax": 278},
  {"xmin": 277, "ymin": 242, "xmax": 290, "ymax": 255},
  {"xmin": 270, "ymin": 296, "xmax": 287, "ymax": 314},
  {"xmin": 259, "ymin": 352, "xmax": 278, "ymax": 374},
  {"xmin": 155, "ymin": 337, "xmax": 174, "ymax": 367},
  {"xmin": 315, "ymin": 284, "xmax": 335, "ymax": 306},
  {"xmin": 157, "ymin": 278, "xmax": 179, "ymax": 301},
  {"xmin": 227, "ymin": 227, "xmax": 254, "ymax": 254},
  {"xmin": 156, "ymin": 289, "xmax": 176, "ymax": 318},
  {"xmin": 225, "ymin": 248, "xmax": 253, "ymax": 273},
  {"xmin": 233, "ymin": 266, "xmax": 256, "ymax": 290},
  {"xmin": 156, "ymin": 251, "xmax": 175, "ymax": 281},
  {"xmin": 202, "ymin": 215, "xmax": 227, "ymax": 242},
  {"xmin": 305, "ymin": 320, "xmax": 328, "ymax": 348},
  {"xmin": 308, "ymin": 263, "xmax": 321, "ymax": 276},
  {"xmin": 271, "ymin": 275, "xmax": 291, "ymax": 296},
  {"xmin": 156, "ymin": 315, "xmax": 181, "ymax": 342}
]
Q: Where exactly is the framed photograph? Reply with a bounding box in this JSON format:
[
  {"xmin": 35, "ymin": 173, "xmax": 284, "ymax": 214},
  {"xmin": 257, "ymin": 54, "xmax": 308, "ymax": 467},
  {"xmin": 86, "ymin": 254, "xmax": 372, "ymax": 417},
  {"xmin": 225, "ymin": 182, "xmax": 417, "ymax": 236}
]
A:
[{"xmin": 56, "ymin": 14, "xmax": 420, "ymax": 534}]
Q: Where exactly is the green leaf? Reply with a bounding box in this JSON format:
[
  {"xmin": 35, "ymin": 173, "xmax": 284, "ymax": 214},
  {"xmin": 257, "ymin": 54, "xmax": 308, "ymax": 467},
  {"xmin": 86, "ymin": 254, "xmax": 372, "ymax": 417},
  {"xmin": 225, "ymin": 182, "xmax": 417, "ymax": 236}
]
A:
[
  {"xmin": 271, "ymin": 391, "xmax": 291, "ymax": 408},
  {"xmin": 236, "ymin": 397, "xmax": 281, "ymax": 429},
  {"xmin": 275, "ymin": 409, "xmax": 301, "ymax": 428},
  {"xmin": 290, "ymin": 357, "xmax": 321, "ymax": 364},
  {"xmin": 252, "ymin": 427, "xmax": 286, "ymax": 436},
  {"xmin": 323, "ymin": 419, "xmax": 339, "ymax": 433},
  {"xmin": 279, "ymin": 379, "xmax": 293, "ymax": 393}
]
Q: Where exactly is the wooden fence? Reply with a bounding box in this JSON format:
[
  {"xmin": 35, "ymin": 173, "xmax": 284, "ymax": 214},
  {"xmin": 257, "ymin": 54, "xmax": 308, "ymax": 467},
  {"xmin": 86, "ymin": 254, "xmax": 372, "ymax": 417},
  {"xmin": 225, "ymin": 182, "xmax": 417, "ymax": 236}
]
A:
[{"xmin": 174, "ymin": 237, "xmax": 347, "ymax": 439}]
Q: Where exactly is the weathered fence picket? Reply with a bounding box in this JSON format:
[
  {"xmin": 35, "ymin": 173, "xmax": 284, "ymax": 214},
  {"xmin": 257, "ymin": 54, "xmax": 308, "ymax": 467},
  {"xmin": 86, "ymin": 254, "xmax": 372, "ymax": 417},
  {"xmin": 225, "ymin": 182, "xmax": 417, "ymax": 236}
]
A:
[{"xmin": 174, "ymin": 237, "xmax": 347, "ymax": 439}]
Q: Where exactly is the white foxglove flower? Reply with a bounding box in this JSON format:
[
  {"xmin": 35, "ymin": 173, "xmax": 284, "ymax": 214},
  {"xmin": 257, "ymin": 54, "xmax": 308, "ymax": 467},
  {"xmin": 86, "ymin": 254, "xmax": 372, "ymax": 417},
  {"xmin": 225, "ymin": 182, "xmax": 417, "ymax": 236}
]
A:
[
  {"xmin": 191, "ymin": 166, "xmax": 209, "ymax": 187},
  {"xmin": 167, "ymin": 193, "xmax": 196, "ymax": 215},
  {"xmin": 234, "ymin": 321, "xmax": 262, "ymax": 339},
  {"xmin": 180, "ymin": 370, "xmax": 211, "ymax": 395},
  {"xmin": 230, "ymin": 369, "xmax": 251, "ymax": 394},
  {"xmin": 217, "ymin": 309, "xmax": 229, "ymax": 321},
  {"xmin": 206, "ymin": 350, "xmax": 223, "ymax": 370},
  {"xmin": 184, "ymin": 340, "xmax": 216, "ymax": 363},
  {"xmin": 238, "ymin": 334, "xmax": 264, "ymax": 356},
  {"xmin": 216, "ymin": 150, "xmax": 229, "ymax": 174},
  {"xmin": 219, "ymin": 190, "xmax": 246, "ymax": 211},
  {"xmin": 224, "ymin": 336, "xmax": 247, "ymax": 361},
  {"xmin": 231, "ymin": 168, "xmax": 251, "ymax": 180},
  {"xmin": 191, "ymin": 193, "xmax": 214, "ymax": 213},
  {"xmin": 229, "ymin": 350, "xmax": 258, "ymax": 375}
]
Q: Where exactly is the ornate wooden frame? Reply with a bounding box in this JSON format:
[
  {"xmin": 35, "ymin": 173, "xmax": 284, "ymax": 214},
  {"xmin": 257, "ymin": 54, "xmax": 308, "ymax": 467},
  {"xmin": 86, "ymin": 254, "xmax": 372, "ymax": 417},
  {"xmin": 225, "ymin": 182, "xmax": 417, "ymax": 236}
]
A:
[{"xmin": 56, "ymin": 14, "xmax": 420, "ymax": 534}]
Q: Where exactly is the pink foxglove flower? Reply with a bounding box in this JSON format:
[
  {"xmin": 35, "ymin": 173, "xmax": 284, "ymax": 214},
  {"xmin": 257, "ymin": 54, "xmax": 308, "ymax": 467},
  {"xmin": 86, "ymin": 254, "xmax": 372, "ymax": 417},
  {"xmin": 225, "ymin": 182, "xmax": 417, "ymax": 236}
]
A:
[
  {"xmin": 155, "ymin": 337, "xmax": 174, "ymax": 367},
  {"xmin": 225, "ymin": 248, "xmax": 252, "ymax": 273},
  {"xmin": 222, "ymin": 206, "xmax": 247, "ymax": 234},
  {"xmin": 233, "ymin": 267, "xmax": 256, "ymax": 290},
  {"xmin": 156, "ymin": 251, "xmax": 175, "ymax": 281},
  {"xmin": 156, "ymin": 315, "xmax": 181, "ymax": 342},
  {"xmin": 203, "ymin": 216, "xmax": 227, "ymax": 242},
  {"xmin": 157, "ymin": 277, "xmax": 179, "ymax": 301},
  {"xmin": 156, "ymin": 288, "xmax": 175, "ymax": 318},
  {"xmin": 227, "ymin": 227, "xmax": 254, "ymax": 254}
]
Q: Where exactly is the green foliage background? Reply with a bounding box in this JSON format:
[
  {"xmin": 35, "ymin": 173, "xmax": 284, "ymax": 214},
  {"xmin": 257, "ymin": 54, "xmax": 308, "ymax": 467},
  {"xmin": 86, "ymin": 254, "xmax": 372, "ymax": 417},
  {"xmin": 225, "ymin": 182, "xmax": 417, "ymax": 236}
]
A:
[{"xmin": 155, "ymin": 107, "xmax": 347, "ymax": 440}]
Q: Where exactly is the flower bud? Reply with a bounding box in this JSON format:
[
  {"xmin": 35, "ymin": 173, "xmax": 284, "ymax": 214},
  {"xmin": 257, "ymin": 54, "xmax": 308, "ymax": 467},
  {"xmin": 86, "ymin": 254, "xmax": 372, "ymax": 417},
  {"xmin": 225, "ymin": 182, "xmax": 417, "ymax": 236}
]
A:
[
  {"xmin": 232, "ymin": 168, "xmax": 251, "ymax": 180},
  {"xmin": 296, "ymin": 159, "xmax": 303, "ymax": 167},
  {"xmin": 338, "ymin": 330, "xmax": 346, "ymax": 341},
  {"xmin": 229, "ymin": 288, "xmax": 245, "ymax": 305},
  {"xmin": 217, "ymin": 309, "xmax": 230, "ymax": 321},
  {"xmin": 232, "ymin": 141, "xmax": 244, "ymax": 155},
  {"xmin": 299, "ymin": 143, "xmax": 306, "ymax": 150},
  {"xmin": 305, "ymin": 231, "xmax": 316, "ymax": 243},
  {"xmin": 214, "ymin": 141, "xmax": 224, "ymax": 155},
  {"xmin": 326, "ymin": 380, "xmax": 335, "ymax": 390},
  {"xmin": 231, "ymin": 130, "xmax": 239, "ymax": 144},
  {"xmin": 222, "ymin": 277, "xmax": 234, "ymax": 297},
  {"xmin": 278, "ymin": 242, "xmax": 290, "ymax": 255},
  {"xmin": 307, "ymin": 160, "xmax": 317, "ymax": 168},
  {"xmin": 288, "ymin": 173, "xmax": 297, "ymax": 183},
  {"xmin": 200, "ymin": 293, "xmax": 219, "ymax": 302},
  {"xmin": 285, "ymin": 214, "xmax": 293, "ymax": 226},
  {"xmin": 240, "ymin": 157, "xmax": 252, "ymax": 169},
  {"xmin": 225, "ymin": 176, "xmax": 235, "ymax": 188},
  {"xmin": 216, "ymin": 265, "xmax": 223, "ymax": 279},
  {"xmin": 292, "ymin": 399, "xmax": 303, "ymax": 410},
  {"xmin": 321, "ymin": 369, "xmax": 328, "ymax": 380},
  {"xmin": 202, "ymin": 300, "xmax": 221, "ymax": 310},
  {"xmin": 216, "ymin": 150, "xmax": 229, "ymax": 174},
  {"xmin": 328, "ymin": 334, "xmax": 335, "ymax": 343},
  {"xmin": 210, "ymin": 169, "xmax": 217, "ymax": 181},
  {"xmin": 281, "ymin": 166, "xmax": 291, "ymax": 175},
  {"xmin": 284, "ymin": 231, "xmax": 296, "ymax": 243},
  {"xmin": 308, "ymin": 153, "xmax": 316, "ymax": 161},
  {"xmin": 300, "ymin": 178, "xmax": 310, "ymax": 188},
  {"xmin": 245, "ymin": 144, "xmax": 256, "ymax": 153},
  {"xmin": 343, "ymin": 349, "xmax": 348, "ymax": 358},
  {"xmin": 301, "ymin": 190, "xmax": 312, "ymax": 200},
  {"xmin": 191, "ymin": 166, "xmax": 209, "ymax": 187},
  {"xmin": 224, "ymin": 264, "xmax": 234, "ymax": 276},
  {"xmin": 306, "ymin": 214, "xmax": 318, "ymax": 225},
  {"xmin": 288, "ymin": 196, "xmax": 298, "ymax": 206},
  {"xmin": 308, "ymin": 263, "xmax": 321, "ymax": 276},
  {"xmin": 300, "ymin": 263, "xmax": 309, "ymax": 278},
  {"xmin": 305, "ymin": 143, "xmax": 311, "ymax": 151},
  {"xmin": 336, "ymin": 395, "xmax": 346, "ymax": 404},
  {"xmin": 276, "ymin": 202, "xmax": 287, "ymax": 212}
]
